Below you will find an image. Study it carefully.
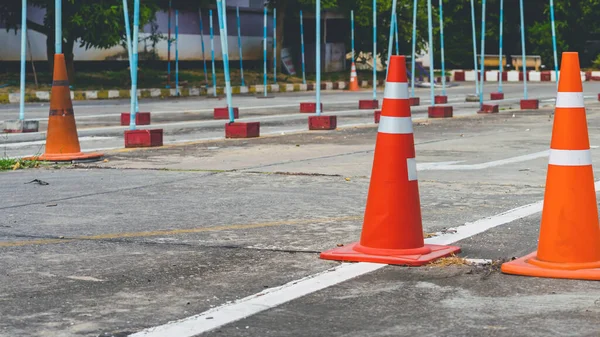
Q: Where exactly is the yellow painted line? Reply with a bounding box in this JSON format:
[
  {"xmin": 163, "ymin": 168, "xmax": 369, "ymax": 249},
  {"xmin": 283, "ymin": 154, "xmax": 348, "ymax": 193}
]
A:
[{"xmin": 0, "ymin": 215, "xmax": 362, "ymax": 248}]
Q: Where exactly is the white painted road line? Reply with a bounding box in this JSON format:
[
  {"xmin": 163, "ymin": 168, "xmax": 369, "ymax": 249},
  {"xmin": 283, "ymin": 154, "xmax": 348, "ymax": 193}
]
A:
[{"xmin": 128, "ymin": 179, "xmax": 600, "ymax": 337}]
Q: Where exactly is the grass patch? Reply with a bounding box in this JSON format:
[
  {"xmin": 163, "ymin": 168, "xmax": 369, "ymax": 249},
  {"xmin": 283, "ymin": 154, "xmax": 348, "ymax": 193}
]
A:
[{"xmin": 0, "ymin": 158, "xmax": 40, "ymax": 171}]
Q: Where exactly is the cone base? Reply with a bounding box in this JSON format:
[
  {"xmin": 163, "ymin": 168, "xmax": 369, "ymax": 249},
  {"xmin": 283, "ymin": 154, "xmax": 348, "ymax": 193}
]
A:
[
  {"xmin": 25, "ymin": 152, "xmax": 104, "ymax": 163},
  {"xmin": 501, "ymin": 252, "xmax": 600, "ymax": 281},
  {"xmin": 320, "ymin": 242, "xmax": 461, "ymax": 266}
]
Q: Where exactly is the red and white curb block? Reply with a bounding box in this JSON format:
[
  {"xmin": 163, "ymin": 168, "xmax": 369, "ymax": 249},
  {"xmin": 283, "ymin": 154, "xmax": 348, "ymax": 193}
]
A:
[
  {"xmin": 452, "ymin": 69, "xmax": 592, "ymax": 83},
  {"xmin": 0, "ymin": 81, "xmax": 353, "ymax": 104}
]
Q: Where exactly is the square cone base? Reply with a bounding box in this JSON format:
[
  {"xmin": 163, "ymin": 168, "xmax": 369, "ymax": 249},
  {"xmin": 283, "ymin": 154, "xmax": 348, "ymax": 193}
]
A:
[
  {"xmin": 501, "ymin": 252, "xmax": 600, "ymax": 281},
  {"xmin": 490, "ymin": 92, "xmax": 504, "ymax": 100},
  {"xmin": 520, "ymin": 99, "xmax": 540, "ymax": 110},
  {"xmin": 225, "ymin": 122, "xmax": 260, "ymax": 138},
  {"xmin": 320, "ymin": 242, "xmax": 461, "ymax": 266},
  {"xmin": 308, "ymin": 115, "xmax": 337, "ymax": 130},
  {"xmin": 359, "ymin": 99, "xmax": 379, "ymax": 109}
]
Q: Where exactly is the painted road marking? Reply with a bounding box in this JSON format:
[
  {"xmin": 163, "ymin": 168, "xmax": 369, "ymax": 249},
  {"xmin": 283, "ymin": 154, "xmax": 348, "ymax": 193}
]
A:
[{"xmin": 128, "ymin": 179, "xmax": 600, "ymax": 337}]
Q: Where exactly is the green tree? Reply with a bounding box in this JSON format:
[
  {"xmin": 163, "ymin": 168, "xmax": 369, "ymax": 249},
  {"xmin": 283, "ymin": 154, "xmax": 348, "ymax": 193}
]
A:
[
  {"xmin": 271, "ymin": 0, "xmax": 430, "ymax": 73},
  {"xmin": 0, "ymin": 0, "xmax": 160, "ymax": 83}
]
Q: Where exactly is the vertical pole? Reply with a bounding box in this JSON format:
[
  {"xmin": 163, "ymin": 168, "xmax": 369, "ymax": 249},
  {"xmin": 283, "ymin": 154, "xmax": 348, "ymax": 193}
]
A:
[
  {"xmin": 386, "ymin": 0, "xmax": 398, "ymax": 80},
  {"xmin": 410, "ymin": 0, "xmax": 417, "ymax": 97},
  {"xmin": 519, "ymin": 0, "xmax": 527, "ymax": 99},
  {"xmin": 167, "ymin": 0, "xmax": 171, "ymax": 88},
  {"xmin": 199, "ymin": 9, "xmax": 209, "ymax": 85},
  {"xmin": 175, "ymin": 10, "xmax": 179, "ymax": 96},
  {"xmin": 427, "ymin": 0, "xmax": 434, "ymax": 105},
  {"xmin": 210, "ymin": 10, "xmax": 217, "ymax": 97},
  {"xmin": 479, "ymin": 0, "xmax": 486, "ymax": 108},
  {"xmin": 439, "ymin": 0, "xmax": 446, "ymax": 96},
  {"xmin": 498, "ymin": 0, "xmax": 504, "ymax": 93},
  {"xmin": 129, "ymin": 0, "xmax": 140, "ymax": 131},
  {"xmin": 217, "ymin": 0, "xmax": 234, "ymax": 122},
  {"xmin": 394, "ymin": 14, "xmax": 399, "ymax": 55},
  {"xmin": 55, "ymin": 0, "xmax": 61, "ymax": 54},
  {"xmin": 273, "ymin": 8, "xmax": 277, "ymax": 84},
  {"xmin": 372, "ymin": 0, "xmax": 377, "ymax": 100},
  {"xmin": 236, "ymin": 7, "xmax": 245, "ymax": 87},
  {"xmin": 222, "ymin": 0, "xmax": 230, "ymax": 63},
  {"xmin": 350, "ymin": 10, "xmax": 355, "ymax": 65},
  {"xmin": 300, "ymin": 10, "xmax": 306, "ymax": 85},
  {"xmin": 470, "ymin": 0, "xmax": 479, "ymax": 96},
  {"xmin": 549, "ymin": 0, "xmax": 559, "ymax": 85},
  {"xmin": 316, "ymin": 0, "xmax": 321, "ymax": 115},
  {"xmin": 123, "ymin": 0, "xmax": 136, "ymax": 114},
  {"xmin": 263, "ymin": 7, "xmax": 268, "ymax": 97},
  {"xmin": 19, "ymin": 0, "xmax": 27, "ymax": 121}
]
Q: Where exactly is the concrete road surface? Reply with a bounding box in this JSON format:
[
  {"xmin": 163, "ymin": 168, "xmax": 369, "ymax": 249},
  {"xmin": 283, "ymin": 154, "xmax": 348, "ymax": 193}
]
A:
[{"xmin": 1, "ymin": 99, "xmax": 600, "ymax": 336}]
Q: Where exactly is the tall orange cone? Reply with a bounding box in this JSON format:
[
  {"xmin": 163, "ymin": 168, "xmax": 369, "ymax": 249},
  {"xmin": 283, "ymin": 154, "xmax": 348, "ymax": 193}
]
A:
[
  {"xmin": 27, "ymin": 54, "xmax": 103, "ymax": 162},
  {"xmin": 348, "ymin": 62, "xmax": 360, "ymax": 91},
  {"xmin": 320, "ymin": 55, "xmax": 460, "ymax": 266},
  {"xmin": 501, "ymin": 52, "xmax": 600, "ymax": 280}
]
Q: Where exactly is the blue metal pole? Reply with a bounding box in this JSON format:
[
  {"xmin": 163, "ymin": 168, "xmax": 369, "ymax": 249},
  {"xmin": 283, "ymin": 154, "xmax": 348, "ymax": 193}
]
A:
[
  {"xmin": 19, "ymin": 0, "xmax": 27, "ymax": 121},
  {"xmin": 498, "ymin": 0, "xmax": 504, "ymax": 93},
  {"xmin": 209, "ymin": 10, "xmax": 217, "ymax": 97},
  {"xmin": 263, "ymin": 7, "xmax": 268, "ymax": 97},
  {"xmin": 394, "ymin": 14, "xmax": 399, "ymax": 55},
  {"xmin": 470, "ymin": 0, "xmax": 479, "ymax": 96},
  {"xmin": 439, "ymin": 0, "xmax": 446, "ymax": 96},
  {"xmin": 300, "ymin": 10, "xmax": 306, "ymax": 85},
  {"xmin": 372, "ymin": 0, "xmax": 377, "ymax": 100},
  {"xmin": 166, "ymin": 0, "xmax": 171, "ymax": 88},
  {"xmin": 129, "ymin": 0, "xmax": 140, "ymax": 131},
  {"xmin": 479, "ymin": 0, "xmax": 486, "ymax": 108},
  {"xmin": 175, "ymin": 10, "xmax": 179, "ymax": 96},
  {"xmin": 519, "ymin": 0, "xmax": 527, "ymax": 99},
  {"xmin": 410, "ymin": 0, "xmax": 417, "ymax": 97},
  {"xmin": 222, "ymin": 0, "xmax": 230, "ymax": 63},
  {"xmin": 427, "ymin": 0, "xmax": 434, "ymax": 105},
  {"xmin": 217, "ymin": 0, "xmax": 234, "ymax": 122},
  {"xmin": 386, "ymin": 0, "xmax": 398, "ymax": 81},
  {"xmin": 273, "ymin": 8, "xmax": 277, "ymax": 84},
  {"xmin": 350, "ymin": 10, "xmax": 355, "ymax": 65},
  {"xmin": 122, "ymin": 0, "xmax": 138, "ymax": 114},
  {"xmin": 55, "ymin": 0, "xmax": 61, "ymax": 54},
  {"xmin": 550, "ymin": 0, "xmax": 559, "ymax": 85},
  {"xmin": 316, "ymin": 0, "xmax": 321, "ymax": 115},
  {"xmin": 236, "ymin": 7, "xmax": 245, "ymax": 87},
  {"xmin": 199, "ymin": 9, "xmax": 209, "ymax": 85}
]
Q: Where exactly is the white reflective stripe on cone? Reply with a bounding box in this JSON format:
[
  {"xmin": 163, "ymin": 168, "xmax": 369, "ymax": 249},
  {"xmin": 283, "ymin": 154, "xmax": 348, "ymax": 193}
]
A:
[
  {"xmin": 548, "ymin": 149, "xmax": 592, "ymax": 166},
  {"xmin": 378, "ymin": 116, "xmax": 413, "ymax": 134},
  {"xmin": 555, "ymin": 92, "xmax": 585, "ymax": 108},
  {"xmin": 383, "ymin": 82, "xmax": 409, "ymax": 99},
  {"xmin": 407, "ymin": 158, "xmax": 418, "ymax": 181}
]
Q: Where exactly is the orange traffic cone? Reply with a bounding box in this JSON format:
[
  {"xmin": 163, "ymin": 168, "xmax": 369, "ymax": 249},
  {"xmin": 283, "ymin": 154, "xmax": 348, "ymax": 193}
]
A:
[
  {"xmin": 27, "ymin": 54, "xmax": 103, "ymax": 162},
  {"xmin": 501, "ymin": 51, "xmax": 600, "ymax": 280},
  {"xmin": 320, "ymin": 55, "xmax": 461, "ymax": 266},
  {"xmin": 349, "ymin": 62, "xmax": 360, "ymax": 91}
]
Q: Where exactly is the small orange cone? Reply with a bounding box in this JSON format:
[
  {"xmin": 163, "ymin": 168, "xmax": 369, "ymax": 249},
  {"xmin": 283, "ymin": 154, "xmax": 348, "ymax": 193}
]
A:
[
  {"xmin": 348, "ymin": 62, "xmax": 360, "ymax": 91},
  {"xmin": 501, "ymin": 51, "xmax": 600, "ymax": 280},
  {"xmin": 28, "ymin": 54, "xmax": 103, "ymax": 162},
  {"xmin": 320, "ymin": 55, "xmax": 460, "ymax": 266}
]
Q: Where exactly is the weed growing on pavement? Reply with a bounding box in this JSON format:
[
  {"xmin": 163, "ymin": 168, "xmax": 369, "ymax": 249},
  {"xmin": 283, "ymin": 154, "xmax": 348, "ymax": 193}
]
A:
[{"xmin": 0, "ymin": 158, "xmax": 40, "ymax": 171}]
